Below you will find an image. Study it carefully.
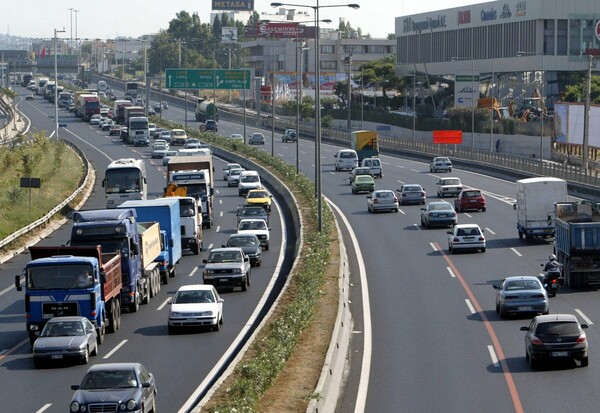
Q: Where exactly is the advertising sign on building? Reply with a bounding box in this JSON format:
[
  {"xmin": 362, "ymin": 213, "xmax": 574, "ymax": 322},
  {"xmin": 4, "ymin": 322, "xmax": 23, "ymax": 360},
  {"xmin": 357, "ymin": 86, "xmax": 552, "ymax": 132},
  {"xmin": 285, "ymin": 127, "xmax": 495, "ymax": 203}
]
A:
[
  {"xmin": 595, "ymin": 20, "xmax": 600, "ymax": 42},
  {"xmin": 212, "ymin": 0, "xmax": 254, "ymax": 11},
  {"xmin": 221, "ymin": 27, "xmax": 238, "ymax": 43},
  {"xmin": 454, "ymin": 74, "xmax": 479, "ymax": 108},
  {"xmin": 553, "ymin": 102, "xmax": 600, "ymax": 146}
]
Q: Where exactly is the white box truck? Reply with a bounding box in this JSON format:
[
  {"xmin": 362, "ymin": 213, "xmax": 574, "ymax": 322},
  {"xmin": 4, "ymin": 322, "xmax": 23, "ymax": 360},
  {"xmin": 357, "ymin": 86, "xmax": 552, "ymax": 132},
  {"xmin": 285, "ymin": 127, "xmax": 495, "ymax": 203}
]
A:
[{"xmin": 514, "ymin": 177, "xmax": 568, "ymax": 241}]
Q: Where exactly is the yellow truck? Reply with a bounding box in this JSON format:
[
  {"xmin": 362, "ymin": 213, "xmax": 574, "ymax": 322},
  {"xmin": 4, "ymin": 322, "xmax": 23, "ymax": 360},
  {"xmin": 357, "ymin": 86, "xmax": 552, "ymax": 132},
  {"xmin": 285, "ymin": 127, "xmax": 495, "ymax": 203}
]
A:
[{"xmin": 351, "ymin": 130, "xmax": 379, "ymax": 164}]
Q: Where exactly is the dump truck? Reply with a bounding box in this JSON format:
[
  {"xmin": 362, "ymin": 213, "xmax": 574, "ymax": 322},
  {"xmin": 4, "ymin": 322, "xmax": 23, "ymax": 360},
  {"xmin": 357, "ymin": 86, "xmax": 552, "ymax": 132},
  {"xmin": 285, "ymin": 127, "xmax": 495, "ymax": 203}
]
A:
[
  {"xmin": 15, "ymin": 246, "xmax": 122, "ymax": 346},
  {"xmin": 351, "ymin": 130, "xmax": 379, "ymax": 164},
  {"xmin": 555, "ymin": 201, "xmax": 600, "ymax": 289}
]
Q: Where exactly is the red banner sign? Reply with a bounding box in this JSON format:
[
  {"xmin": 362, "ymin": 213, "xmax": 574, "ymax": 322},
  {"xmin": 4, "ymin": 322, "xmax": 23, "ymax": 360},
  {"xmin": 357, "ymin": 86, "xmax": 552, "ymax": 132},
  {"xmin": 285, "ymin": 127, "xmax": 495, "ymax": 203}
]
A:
[{"xmin": 433, "ymin": 130, "xmax": 463, "ymax": 144}]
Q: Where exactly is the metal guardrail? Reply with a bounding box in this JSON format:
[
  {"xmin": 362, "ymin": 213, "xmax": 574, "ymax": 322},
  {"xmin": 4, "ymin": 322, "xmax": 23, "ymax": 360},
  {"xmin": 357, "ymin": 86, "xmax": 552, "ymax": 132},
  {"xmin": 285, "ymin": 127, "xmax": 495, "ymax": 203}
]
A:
[{"xmin": 0, "ymin": 139, "xmax": 91, "ymax": 250}]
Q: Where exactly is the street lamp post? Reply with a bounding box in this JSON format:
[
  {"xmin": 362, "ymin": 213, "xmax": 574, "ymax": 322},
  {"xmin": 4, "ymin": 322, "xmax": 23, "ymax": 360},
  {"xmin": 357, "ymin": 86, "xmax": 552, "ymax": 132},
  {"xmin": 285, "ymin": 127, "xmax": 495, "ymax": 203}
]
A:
[
  {"xmin": 517, "ymin": 51, "xmax": 545, "ymax": 168},
  {"xmin": 54, "ymin": 28, "xmax": 66, "ymax": 139},
  {"xmin": 271, "ymin": 1, "xmax": 360, "ymax": 232},
  {"xmin": 345, "ymin": 49, "xmax": 353, "ymax": 130}
]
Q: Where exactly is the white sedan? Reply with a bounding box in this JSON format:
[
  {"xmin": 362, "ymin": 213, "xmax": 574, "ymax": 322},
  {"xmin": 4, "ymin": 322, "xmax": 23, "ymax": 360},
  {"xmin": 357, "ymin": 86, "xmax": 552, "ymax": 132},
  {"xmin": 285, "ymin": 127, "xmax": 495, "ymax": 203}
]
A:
[
  {"xmin": 168, "ymin": 285, "xmax": 224, "ymax": 333},
  {"xmin": 447, "ymin": 223, "xmax": 486, "ymax": 253}
]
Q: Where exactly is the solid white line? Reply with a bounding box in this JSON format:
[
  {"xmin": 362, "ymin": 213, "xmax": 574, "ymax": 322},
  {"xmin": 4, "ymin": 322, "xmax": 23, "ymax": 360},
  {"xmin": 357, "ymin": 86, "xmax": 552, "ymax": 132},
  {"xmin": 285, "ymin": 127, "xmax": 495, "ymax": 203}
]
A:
[
  {"xmin": 34, "ymin": 404, "xmax": 52, "ymax": 413},
  {"xmin": 575, "ymin": 309, "xmax": 594, "ymax": 325},
  {"xmin": 216, "ymin": 226, "xmax": 221, "ymax": 232},
  {"xmin": 485, "ymin": 227, "xmax": 496, "ymax": 235},
  {"xmin": 189, "ymin": 267, "xmax": 198, "ymax": 277},
  {"xmin": 510, "ymin": 248, "xmax": 523, "ymax": 257},
  {"xmin": 487, "ymin": 345, "xmax": 500, "ymax": 367},
  {"xmin": 103, "ymin": 340, "xmax": 128, "ymax": 359},
  {"xmin": 465, "ymin": 299, "xmax": 476, "ymax": 314},
  {"xmin": 157, "ymin": 298, "xmax": 171, "ymax": 311},
  {"xmin": 430, "ymin": 242, "xmax": 438, "ymax": 251},
  {"xmin": 446, "ymin": 267, "xmax": 456, "ymax": 278},
  {"xmin": 398, "ymin": 209, "xmax": 405, "ymax": 215}
]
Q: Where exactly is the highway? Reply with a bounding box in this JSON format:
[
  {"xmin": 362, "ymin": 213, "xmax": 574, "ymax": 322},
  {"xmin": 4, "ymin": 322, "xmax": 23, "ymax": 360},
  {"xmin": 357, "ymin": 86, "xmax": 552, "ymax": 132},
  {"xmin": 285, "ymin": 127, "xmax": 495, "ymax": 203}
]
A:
[
  {"xmin": 0, "ymin": 86, "xmax": 288, "ymax": 412},
  {"xmin": 4, "ymin": 81, "xmax": 600, "ymax": 413}
]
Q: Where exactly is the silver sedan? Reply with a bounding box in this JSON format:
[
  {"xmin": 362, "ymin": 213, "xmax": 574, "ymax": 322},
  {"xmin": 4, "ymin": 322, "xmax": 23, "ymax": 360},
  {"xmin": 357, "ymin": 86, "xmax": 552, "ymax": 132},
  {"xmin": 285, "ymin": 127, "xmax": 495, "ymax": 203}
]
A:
[
  {"xmin": 367, "ymin": 190, "xmax": 399, "ymax": 213},
  {"xmin": 33, "ymin": 316, "xmax": 98, "ymax": 368},
  {"xmin": 495, "ymin": 276, "xmax": 549, "ymax": 318},
  {"xmin": 420, "ymin": 201, "xmax": 457, "ymax": 228}
]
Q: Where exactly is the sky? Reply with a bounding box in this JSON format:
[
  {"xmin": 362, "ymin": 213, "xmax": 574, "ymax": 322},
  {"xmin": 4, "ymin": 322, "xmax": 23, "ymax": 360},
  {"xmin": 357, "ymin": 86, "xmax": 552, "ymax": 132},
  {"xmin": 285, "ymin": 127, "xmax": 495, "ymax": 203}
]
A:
[{"xmin": 4, "ymin": 0, "xmax": 490, "ymax": 40}]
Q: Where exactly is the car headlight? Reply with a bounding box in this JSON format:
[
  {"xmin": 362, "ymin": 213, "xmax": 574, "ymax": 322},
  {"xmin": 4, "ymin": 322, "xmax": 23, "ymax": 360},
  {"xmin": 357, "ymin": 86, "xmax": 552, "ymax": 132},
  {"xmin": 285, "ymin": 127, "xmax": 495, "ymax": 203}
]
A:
[
  {"xmin": 200, "ymin": 311, "xmax": 214, "ymax": 317},
  {"xmin": 232, "ymin": 268, "xmax": 242, "ymax": 274},
  {"xmin": 204, "ymin": 269, "xmax": 214, "ymax": 275},
  {"xmin": 126, "ymin": 399, "xmax": 137, "ymax": 410},
  {"xmin": 69, "ymin": 401, "xmax": 80, "ymax": 412},
  {"xmin": 170, "ymin": 312, "xmax": 181, "ymax": 318}
]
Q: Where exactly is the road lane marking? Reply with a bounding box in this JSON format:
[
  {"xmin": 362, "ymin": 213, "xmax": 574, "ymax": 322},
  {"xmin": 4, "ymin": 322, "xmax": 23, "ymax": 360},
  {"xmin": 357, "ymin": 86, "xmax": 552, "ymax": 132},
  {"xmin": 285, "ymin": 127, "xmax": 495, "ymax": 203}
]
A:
[
  {"xmin": 216, "ymin": 226, "xmax": 221, "ymax": 232},
  {"xmin": 300, "ymin": 150, "xmax": 307, "ymax": 154},
  {"xmin": 464, "ymin": 212, "xmax": 472, "ymax": 218},
  {"xmin": 219, "ymin": 199, "xmax": 223, "ymax": 204},
  {"xmin": 382, "ymin": 161, "xmax": 390, "ymax": 165},
  {"xmin": 430, "ymin": 242, "xmax": 438, "ymax": 251},
  {"xmin": 398, "ymin": 209, "xmax": 405, "ymax": 215},
  {"xmin": 189, "ymin": 267, "xmax": 198, "ymax": 277},
  {"xmin": 396, "ymin": 165, "xmax": 404, "ymax": 168},
  {"xmin": 103, "ymin": 340, "xmax": 128, "ymax": 359},
  {"xmin": 575, "ymin": 309, "xmax": 594, "ymax": 325},
  {"xmin": 35, "ymin": 404, "xmax": 52, "ymax": 413},
  {"xmin": 219, "ymin": 211, "xmax": 223, "ymax": 217},
  {"xmin": 487, "ymin": 345, "xmax": 500, "ymax": 367},
  {"xmin": 157, "ymin": 298, "xmax": 171, "ymax": 311},
  {"xmin": 411, "ymin": 169, "xmax": 420, "ymax": 173},
  {"xmin": 215, "ymin": 189, "xmax": 220, "ymax": 195},
  {"xmin": 0, "ymin": 281, "xmax": 17, "ymax": 298},
  {"xmin": 465, "ymin": 299, "xmax": 476, "ymax": 314},
  {"xmin": 329, "ymin": 171, "xmax": 336, "ymax": 175},
  {"xmin": 434, "ymin": 242, "xmax": 524, "ymax": 413},
  {"xmin": 414, "ymin": 223, "xmax": 420, "ymax": 229},
  {"xmin": 0, "ymin": 338, "xmax": 28, "ymax": 361},
  {"xmin": 510, "ymin": 248, "xmax": 523, "ymax": 257},
  {"xmin": 208, "ymin": 243, "xmax": 213, "ymax": 250},
  {"xmin": 397, "ymin": 180, "xmax": 404, "ymax": 184},
  {"xmin": 446, "ymin": 267, "xmax": 456, "ymax": 278},
  {"xmin": 485, "ymin": 227, "xmax": 496, "ymax": 235}
]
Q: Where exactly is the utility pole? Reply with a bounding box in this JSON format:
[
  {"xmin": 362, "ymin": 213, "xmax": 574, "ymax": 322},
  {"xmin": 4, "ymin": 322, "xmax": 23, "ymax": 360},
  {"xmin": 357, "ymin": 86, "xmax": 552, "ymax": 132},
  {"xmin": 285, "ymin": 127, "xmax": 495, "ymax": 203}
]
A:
[
  {"xmin": 582, "ymin": 53, "xmax": 593, "ymax": 172},
  {"xmin": 345, "ymin": 51, "xmax": 352, "ymax": 130}
]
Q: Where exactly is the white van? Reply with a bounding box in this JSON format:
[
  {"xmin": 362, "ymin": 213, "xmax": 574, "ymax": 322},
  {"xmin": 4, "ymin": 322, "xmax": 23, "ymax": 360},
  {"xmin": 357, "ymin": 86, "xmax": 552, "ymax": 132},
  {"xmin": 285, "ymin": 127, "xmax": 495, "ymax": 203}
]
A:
[
  {"xmin": 238, "ymin": 170, "xmax": 261, "ymax": 197},
  {"xmin": 334, "ymin": 149, "xmax": 359, "ymax": 171},
  {"xmin": 362, "ymin": 157, "xmax": 383, "ymax": 178}
]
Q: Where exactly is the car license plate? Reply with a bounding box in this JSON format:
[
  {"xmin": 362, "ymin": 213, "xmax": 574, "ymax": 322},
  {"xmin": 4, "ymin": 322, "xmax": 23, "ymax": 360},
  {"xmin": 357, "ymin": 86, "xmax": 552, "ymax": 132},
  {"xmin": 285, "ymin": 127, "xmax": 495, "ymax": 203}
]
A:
[
  {"xmin": 551, "ymin": 351, "xmax": 568, "ymax": 357},
  {"xmin": 219, "ymin": 279, "xmax": 228, "ymax": 282},
  {"xmin": 438, "ymin": 214, "xmax": 447, "ymax": 218},
  {"xmin": 518, "ymin": 306, "xmax": 532, "ymax": 311},
  {"xmin": 470, "ymin": 200, "xmax": 477, "ymax": 203},
  {"xmin": 52, "ymin": 355, "xmax": 63, "ymax": 359}
]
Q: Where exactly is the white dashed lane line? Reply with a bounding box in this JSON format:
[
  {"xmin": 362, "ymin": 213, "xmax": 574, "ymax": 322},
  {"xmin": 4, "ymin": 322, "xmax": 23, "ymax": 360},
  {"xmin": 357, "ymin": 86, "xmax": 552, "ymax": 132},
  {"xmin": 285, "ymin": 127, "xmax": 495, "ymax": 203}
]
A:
[
  {"xmin": 430, "ymin": 242, "xmax": 438, "ymax": 251},
  {"xmin": 510, "ymin": 248, "xmax": 523, "ymax": 257},
  {"xmin": 465, "ymin": 299, "xmax": 476, "ymax": 314},
  {"xmin": 487, "ymin": 345, "xmax": 500, "ymax": 367},
  {"xmin": 157, "ymin": 298, "xmax": 171, "ymax": 311},
  {"xmin": 446, "ymin": 267, "xmax": 456, "ymax": 278},
  {"xmin": 575, "ymin": 309, "xmax": 594, "ymax": 325},
  {"xmin": 34, "ymin": 404, "xmax": 52, "ymax": 413},
  {"xmin": 485, "ymin": 227, "xmax": 496, "ymax": 235},
  {"xmin": 103, "ymin": 340, "xmax": 128, "ymax": 359}
]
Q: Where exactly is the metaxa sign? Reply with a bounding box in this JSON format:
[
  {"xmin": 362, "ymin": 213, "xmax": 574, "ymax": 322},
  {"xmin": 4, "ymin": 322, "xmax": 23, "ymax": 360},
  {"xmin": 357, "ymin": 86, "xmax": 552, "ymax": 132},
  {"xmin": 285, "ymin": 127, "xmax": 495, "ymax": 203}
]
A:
[{"xmin": 403, "ymin": 16, "xmax": 447, "ymax": 33}]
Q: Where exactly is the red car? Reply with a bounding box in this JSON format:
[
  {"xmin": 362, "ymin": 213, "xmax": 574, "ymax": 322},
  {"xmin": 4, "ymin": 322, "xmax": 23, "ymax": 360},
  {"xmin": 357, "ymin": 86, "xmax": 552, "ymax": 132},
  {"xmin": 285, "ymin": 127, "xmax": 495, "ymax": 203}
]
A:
[{"xmin": 454, "ymin": 188, "xmax": 486, "ymax": 212}]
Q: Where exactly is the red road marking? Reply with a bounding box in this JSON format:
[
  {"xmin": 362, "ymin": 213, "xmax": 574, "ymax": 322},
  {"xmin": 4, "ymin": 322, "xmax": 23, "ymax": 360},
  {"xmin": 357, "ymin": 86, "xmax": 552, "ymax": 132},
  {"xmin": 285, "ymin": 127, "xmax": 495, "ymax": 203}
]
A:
[
  {"xmin": 0, "ymin": 338, "xmax": 29, "ymax": 362},
  {"xmin": 435, "ymin": 242, "xmax": 524, "ymax": 413}
]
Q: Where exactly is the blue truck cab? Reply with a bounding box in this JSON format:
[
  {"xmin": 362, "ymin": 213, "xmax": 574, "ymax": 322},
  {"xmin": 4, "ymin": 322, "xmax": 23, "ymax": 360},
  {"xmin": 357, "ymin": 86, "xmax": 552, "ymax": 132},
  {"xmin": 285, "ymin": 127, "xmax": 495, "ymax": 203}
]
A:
[
  {"xmin": 15, "ymin": 246, "xmax": 122, "ymax": 346},
  {"xmin": 118, "ymin": 198, "xmax": 182, "ymax": 282},
  {"xmin": 155, "ymin": 230, "xmax": 171, "ymax": 283},
  {"xmin": 70, "ymin": 209, "xmax": 144, "ymax": 312}
]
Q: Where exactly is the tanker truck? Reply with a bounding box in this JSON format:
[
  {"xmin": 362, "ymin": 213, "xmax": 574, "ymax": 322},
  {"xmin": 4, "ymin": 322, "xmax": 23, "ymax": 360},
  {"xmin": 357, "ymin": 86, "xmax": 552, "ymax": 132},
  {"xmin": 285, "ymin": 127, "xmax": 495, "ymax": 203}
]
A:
[{"xmin": 195, "ymin": 98, "xmax": 218, "ymax": 122}]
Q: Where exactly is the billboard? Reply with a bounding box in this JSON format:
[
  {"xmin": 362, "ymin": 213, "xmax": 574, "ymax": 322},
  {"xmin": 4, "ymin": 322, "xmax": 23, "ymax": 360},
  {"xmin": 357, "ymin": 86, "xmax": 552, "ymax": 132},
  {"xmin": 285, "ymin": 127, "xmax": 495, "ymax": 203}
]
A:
[
  {"xmin": 221, "ymin": 27, "xmax": 238, "ymax": 43},
  {"xmin": 553, "ymin": 102, "xmax": 600, "ymax": 146},
  {"xmin": 212, "ymin": 0, "xmax": 254, "ymax": 11},
  {"xmin": 454, "ymin": 74, "xmax": 479, "ymax": 108},
  {"xmin": 271, "ymin": 71, "xmax": 348, "ymax": 100},
  {"xmin": 246, "ymin": 22, "xmax": 316, "ymax": 39},
  {"xmin": 433, "ymin": 130, "xmax": 463, "ymax": 144}
]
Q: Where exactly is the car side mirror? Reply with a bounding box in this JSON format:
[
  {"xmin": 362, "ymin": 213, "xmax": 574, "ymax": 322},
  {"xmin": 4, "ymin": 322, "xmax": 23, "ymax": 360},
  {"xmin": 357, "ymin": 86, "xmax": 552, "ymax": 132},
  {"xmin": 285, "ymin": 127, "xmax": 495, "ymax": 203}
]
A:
[
  {"xmin": 71, "ymin": 385, "xmax": 80, "ymax": 390},
  {"xmin": 15, "ymin": 275, "xmax": 22, "ymax": 291},
  {"xmin": 218, "ymin": 298, "xmax": 224, "ymax": 303},
  {"xmin": 493, "ymin": 285, "xmax": 500, "ymax": 290},
  {"xmin": 221, "ymin": 245, "xmax": 226, "ymax": 248},
  {"xmin": 447, "ymin": 231, "xmax": 452, "ymax": 235},
  {"xmin": 520, "ymin": 326, "xmax": 529, "ymax": 331},
  {"xmin": 513, "ymin": 204, "xmax": 517, "ymax": 210},
  {"xmin": 202, "ymin": 259, "xmax": 208, "ymax": 264},
  {"xmin": 581, "ymin": 324, "xmax": 589, "ymax": 329},
  {"xmin": 420, "ymin": 208, "xmax": 426, "ymax": 211},
  {"xmin": 142, "ymin": 383, "xmax": 151, "ymax": 388}
]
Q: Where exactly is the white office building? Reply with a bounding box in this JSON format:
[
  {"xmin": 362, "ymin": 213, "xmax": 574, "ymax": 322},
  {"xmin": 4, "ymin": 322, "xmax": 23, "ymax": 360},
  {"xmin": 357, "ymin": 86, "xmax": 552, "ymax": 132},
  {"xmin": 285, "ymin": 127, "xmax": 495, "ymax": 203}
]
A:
[{"xmin": 394, "ymin": 0, "xmax": 600, "ymax": 108}]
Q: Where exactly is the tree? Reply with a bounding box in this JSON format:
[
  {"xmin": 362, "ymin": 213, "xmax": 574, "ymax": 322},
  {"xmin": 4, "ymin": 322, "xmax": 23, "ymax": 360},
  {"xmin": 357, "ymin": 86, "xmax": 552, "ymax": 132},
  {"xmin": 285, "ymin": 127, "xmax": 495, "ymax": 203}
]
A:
[
  {"xmin": 562, "ymin": 75, "xmax": 600, "ymax": 104},
  {"xmin": 359, "ymin": 55, "xmax": 403, "ymax": 99}
]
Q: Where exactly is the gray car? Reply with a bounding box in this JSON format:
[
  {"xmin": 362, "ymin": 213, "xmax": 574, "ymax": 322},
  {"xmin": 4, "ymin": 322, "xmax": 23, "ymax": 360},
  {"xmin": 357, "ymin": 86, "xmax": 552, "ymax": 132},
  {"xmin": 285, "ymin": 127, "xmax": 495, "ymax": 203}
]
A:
[
  {"xmin": 33, "ymin": 316, "xmax": 98, "ymax": 368},
  {"xmin": 224, "ymin": 234, "xmax": 262, "ymax": 267},
  {"xmin": 495, "ymin": 276, "xmax": 549, "ymax": 318},
  {"xmin": 397, "ymin": 184, "xmax": 426, "ymax": 205},
  {"xmin": 249, "ymin": 132, "xmax": 266, "ymax": 145},
  {"xmin": 367, "ymin": 190, "xmax": 399, "ymax": 213},
  {"xmin": 420, "ymin": 201, "xmax": 457, "ymax": 228},
  {"xmin": 70, "ymin": 362, "xmax": 157, "ymax": 413}
]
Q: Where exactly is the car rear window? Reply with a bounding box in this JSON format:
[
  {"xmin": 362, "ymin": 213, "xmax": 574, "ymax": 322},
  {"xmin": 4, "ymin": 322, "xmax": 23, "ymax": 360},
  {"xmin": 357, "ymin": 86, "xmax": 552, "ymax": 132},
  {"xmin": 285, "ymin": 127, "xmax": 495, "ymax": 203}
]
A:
[
  {"xmin": 404, "ymin": 186, "xmax": 421, "ymax": 192},
  {"xmin": 376, "ymin": 191, "xmax": 393, "ymax": 198},
  {"xmin": 340, "ymin": 152, "xmax": 356, "ymax": 159},
  {"xmin": 464, "ymin": 191, "xmax": 481, "ymax": 197},
  {"xmin": 443, "ymin": 179, "xmax": 460, "ymax": 185},
  {"xmin": 505, "ymin": 280, "xmax": 541, "ymax": 290},
  {"xmin": 535, "ymin": 322, "xmax": 580, "ymax": 336}
]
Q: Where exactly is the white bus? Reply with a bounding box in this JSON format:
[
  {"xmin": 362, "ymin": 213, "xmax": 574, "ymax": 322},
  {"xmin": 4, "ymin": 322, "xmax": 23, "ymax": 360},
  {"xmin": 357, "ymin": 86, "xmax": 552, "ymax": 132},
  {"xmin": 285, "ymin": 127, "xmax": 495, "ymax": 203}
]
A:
[{"xmin": 102, "ymin": 158, "xmax": 148, "ymax": 208}]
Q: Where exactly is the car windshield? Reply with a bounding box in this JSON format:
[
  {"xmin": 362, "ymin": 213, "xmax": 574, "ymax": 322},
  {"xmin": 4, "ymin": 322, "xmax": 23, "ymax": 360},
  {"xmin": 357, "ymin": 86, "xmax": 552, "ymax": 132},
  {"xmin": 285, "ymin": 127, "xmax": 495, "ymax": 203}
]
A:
[
  {"xmin": 173, "ymin": 290, "xmax": 215, "ymax": 304},
  {"xmin": 208, "ymin": 251, "xmax": 242, "ymax": 263},
  {"xmin": 239, "ymin": 221, "xmax": 267, "ymax": 231},
  {"xmin": 443, "ymin": 179, "xmax": 461, "ymax": 185},
  {"xmin": 429, "ymin": 203, "xmax": 452, "ymax": 211},
  {"xmin": 403, "ymin": 186, "xmax": 421, "ymax": 192},
  {"xmin": 455, "ymin": 227, "xmax": 481, "ymax": 236},
  {"xmin": 505, "ymin": 280, "xmax": 541, "ymax": 290},
  {"xmin": 80, "ymin": 369, "xmax": 138, "ymax": 390},
  {"xmin": 228, "ymin": 236, "xmax": 258, "ymax": 247},
  {"xmin": 248, "ymin": 191, "xmax": 268, "ymax": 199},
  {"xmin": 41, "ymin": 321, "xmax": 85, "ymax": 337},
  {"xmin": 535, "ymin": 322, "xmax": 580, "ymax": 336}
]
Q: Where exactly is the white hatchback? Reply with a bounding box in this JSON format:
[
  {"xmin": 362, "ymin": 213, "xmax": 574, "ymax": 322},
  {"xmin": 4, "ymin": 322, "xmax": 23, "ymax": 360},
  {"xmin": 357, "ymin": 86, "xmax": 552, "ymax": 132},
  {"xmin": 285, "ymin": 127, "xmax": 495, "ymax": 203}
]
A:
[{"xmin": 447, "ymin": 224, "xmax": 486, "ymax": 253}]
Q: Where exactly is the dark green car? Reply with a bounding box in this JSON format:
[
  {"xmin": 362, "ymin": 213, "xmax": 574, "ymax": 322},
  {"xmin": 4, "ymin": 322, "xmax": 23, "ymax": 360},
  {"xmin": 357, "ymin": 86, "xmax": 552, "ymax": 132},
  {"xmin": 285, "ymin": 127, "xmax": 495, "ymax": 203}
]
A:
[{"xmin": 352, "ymin": 175, "xmax": 375, "ymax": 194}]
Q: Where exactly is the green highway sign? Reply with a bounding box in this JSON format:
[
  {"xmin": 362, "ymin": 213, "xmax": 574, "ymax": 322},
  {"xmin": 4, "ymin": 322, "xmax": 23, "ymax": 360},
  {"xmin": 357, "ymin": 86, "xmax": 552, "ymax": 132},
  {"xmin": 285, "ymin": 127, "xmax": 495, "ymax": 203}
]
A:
[{"xmin": 165, "ymin": 68, "xmax": 251, "ymax": 90}]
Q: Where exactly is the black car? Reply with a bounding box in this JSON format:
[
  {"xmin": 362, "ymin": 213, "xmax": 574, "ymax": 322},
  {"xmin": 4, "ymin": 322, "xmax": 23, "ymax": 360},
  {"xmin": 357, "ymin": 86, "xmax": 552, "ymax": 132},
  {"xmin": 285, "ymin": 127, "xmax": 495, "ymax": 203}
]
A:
[
  {"xmin": 521, "ymin": 314, "xmax": 589, "ymax": 369},
  {"xmin": 70, "ymin": 362, "xmax": 157, "ymax": 413},
  {"xmin": 200, "ymin": 120, "xmax": 218, "ymax": 132},
  {"xmin": 224, "ymin": 234, "xmax": 262, "ymax": 267}
]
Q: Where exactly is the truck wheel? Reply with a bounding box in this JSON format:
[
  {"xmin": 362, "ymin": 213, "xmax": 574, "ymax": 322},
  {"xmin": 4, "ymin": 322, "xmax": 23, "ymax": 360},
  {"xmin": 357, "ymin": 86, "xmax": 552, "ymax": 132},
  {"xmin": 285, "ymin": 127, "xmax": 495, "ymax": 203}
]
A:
[
  {"xmin": 97, "ymin": 322, "xmax": 105, "ymax": 345},
  {"xmin": 206, "ymin": 221, "xmax": 212, "ymax": 229},
  {"xmin": 170, "ymin": 266, "xmax": 176, "ymax": 278},
  {"xmin": 518, "ymin": 230, "xmax": 523, "ymax": 239},
  {"xmin": 130, "ymin": 294, "xmax": 140, "ymax": 313},
  {"xmin": 107, "ymin": 301, "xmax": 116, "ymax": 334},
  {"xmin": 191, "ymin": 243, "xmax": 199, "ymax": 255},
  {"xmin": 142, "ymin": 282, "xmax": 150, "ymax": 304}
]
